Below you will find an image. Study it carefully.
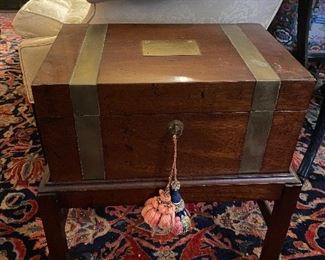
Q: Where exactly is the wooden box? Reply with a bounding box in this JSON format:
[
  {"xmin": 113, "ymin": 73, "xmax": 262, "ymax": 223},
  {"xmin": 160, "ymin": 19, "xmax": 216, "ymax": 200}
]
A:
[
  {"xmin": 33, "ymin": 24, "xmax": 314, "ymax": 182},
  {"xmin": 33, "ymin": 24, "xmax": 315, "ymax": 259}
]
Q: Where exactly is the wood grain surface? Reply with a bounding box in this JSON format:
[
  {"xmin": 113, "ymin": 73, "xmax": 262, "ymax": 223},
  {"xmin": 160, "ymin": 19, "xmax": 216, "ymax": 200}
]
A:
[{"xmin": 101, "ymin": 113, "xmax": 248, "ymax": 179}]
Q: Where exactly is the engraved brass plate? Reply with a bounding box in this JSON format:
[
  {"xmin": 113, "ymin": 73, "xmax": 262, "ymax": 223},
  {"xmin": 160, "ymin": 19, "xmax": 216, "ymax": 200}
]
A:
[{"xmin": 142, "ymin": 40, "xmax": 201, "ymax": 56}]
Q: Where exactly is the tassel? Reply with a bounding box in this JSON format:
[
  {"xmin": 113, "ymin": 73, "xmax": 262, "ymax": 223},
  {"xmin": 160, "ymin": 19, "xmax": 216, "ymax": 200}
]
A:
[
  {"xmin": 141, "ymin": 133, "xmax": 191, "ymax": 236},
  {"xmin": 141, "ymin": 189, "xmax": 175, "ymax": 233},
  {"xmin": 169, "ymin": 135, "xmax": 191, "ymax": 235},
  {"xmin": 170, "ymin": 180, "xmax": 191, "ymax": 235}
]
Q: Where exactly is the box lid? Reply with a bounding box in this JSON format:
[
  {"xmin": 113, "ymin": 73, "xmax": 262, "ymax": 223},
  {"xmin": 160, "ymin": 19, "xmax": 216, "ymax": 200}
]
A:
[{"xmin": 32, "ymin": 24, "xmax": 315, "ymax": 118}]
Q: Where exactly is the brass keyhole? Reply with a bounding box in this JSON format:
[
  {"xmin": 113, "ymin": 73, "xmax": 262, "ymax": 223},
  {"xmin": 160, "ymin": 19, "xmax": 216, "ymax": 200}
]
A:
[{"xmin": 168, "ymin": 120, "xmax": 184, "ymax": 137}]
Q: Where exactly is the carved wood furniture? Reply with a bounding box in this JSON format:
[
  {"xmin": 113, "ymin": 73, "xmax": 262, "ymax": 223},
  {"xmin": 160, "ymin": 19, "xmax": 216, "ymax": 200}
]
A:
[{"xmin": 33, "ymin": 23, "xmax": 315, "ymax": 259}]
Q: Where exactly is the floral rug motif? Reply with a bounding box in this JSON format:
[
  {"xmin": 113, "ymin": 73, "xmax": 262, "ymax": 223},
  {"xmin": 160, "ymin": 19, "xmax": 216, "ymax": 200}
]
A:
[
  {"xmin": 1, "ymin": 15, "xmax": 325, "ymax": 259},
  {"xmin": 270, "ymin": 0, "xmax": 325, "ymax": 54}
]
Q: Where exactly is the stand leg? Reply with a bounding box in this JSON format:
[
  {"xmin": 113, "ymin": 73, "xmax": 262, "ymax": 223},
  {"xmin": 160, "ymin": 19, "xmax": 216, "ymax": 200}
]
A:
[
  {"xmin": 38, "ymin": 192, "xmax": 69, "ymax": 260},
  {"xmin": 298, "ymin": 97, "xmax": 325, "ymax": 180},
  {"xmin": 259, "ymin": 184, "xmax": 301, "ymax": 260}
]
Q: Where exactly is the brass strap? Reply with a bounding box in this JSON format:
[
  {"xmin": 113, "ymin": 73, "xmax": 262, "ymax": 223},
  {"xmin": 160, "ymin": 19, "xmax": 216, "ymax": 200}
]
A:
[
  {"xmin": 69, "ymin": 24, "xmax": 108, "ymax": 179},
  {"xmin": 221, "ymin": 25, "xmax": 281, "ymax": 173}
]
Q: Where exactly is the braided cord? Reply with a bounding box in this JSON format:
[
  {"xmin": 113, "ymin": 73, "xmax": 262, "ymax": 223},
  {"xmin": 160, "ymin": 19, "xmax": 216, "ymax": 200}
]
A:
[{"xmin": 165, "ymin": 134, "xmax": 178, "ymax": 193}]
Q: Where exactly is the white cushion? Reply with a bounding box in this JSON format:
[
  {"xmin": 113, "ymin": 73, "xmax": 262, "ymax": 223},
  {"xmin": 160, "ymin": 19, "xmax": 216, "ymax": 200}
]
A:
[
  {"xmin": 13, "ymin": 0, "xmax": 91, "ymax": 38},
  {"xmin": 19, "ymin": 36, "xmax": 56, "ymax": 103},
  {"xmin": 89, "ymin": 0, "xmax": 283, "ymax": 28}
]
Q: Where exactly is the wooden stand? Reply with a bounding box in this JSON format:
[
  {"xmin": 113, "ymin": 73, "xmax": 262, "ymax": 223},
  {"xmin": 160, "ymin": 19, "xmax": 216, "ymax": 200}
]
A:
[{"xmin": 38, "ymin": 170, "xmax": 301, "ymax": 260}]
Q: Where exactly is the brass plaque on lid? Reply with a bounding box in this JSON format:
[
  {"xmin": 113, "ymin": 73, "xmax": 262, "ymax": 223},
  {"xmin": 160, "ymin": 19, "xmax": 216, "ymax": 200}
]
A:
[{"xmin": 142, "ymin": 40, "xmax": 201, "ymax": 56}]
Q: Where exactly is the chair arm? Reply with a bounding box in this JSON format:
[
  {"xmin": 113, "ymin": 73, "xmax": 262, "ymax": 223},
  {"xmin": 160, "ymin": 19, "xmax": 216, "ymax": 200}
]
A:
[{"xmin": 13, "ymin": 0, "xmax": 92, "ymax": 39}]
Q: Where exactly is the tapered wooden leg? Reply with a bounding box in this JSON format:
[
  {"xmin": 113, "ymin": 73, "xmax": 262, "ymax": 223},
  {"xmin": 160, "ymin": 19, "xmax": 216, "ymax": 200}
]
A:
[
  {"xmin": 259, "ymin": 184, "xmax": 301, "ymax": 260},
  {"xmin": 38, "ymin": 192, "xmax": 69, "ymax": 260},
  {"xmin": 298, "ymin": 96, "xmax": 325, "ymax": 180}
]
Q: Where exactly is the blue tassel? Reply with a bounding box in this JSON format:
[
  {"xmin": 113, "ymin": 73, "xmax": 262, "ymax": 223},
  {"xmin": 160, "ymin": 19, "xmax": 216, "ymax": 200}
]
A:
[{"xmin": 171, "ymin": 181, "xmax": 191, "ymax": 233}]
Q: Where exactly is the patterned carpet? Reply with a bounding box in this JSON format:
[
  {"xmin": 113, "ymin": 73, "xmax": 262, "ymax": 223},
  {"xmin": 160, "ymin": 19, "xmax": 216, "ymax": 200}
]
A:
[
  {"xmin": 1, "ymin": 15, "xmax": 325, "ymax": 260},
  {"xmin": 270, "ymin": 0, "xmax": 325, "ymax": 55}
]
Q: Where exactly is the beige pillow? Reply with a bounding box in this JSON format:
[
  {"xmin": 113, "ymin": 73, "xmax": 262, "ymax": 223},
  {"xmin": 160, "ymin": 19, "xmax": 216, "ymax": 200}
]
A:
[{"xmin": 13, "ymin": 0, "xmax": 91, "ymax": 38}]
